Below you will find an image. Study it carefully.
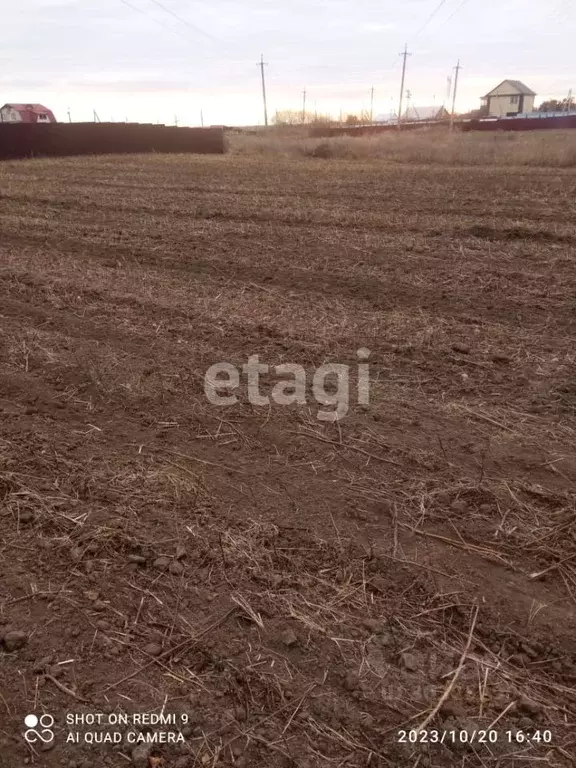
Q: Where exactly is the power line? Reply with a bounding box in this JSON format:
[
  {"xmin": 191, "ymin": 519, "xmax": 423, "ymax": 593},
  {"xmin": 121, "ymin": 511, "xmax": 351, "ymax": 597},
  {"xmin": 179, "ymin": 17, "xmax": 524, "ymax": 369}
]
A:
[
  {"xmin": 414, "ymin": 0, "xmax": 449, "ymax": 37},
  {"xmin": 146, "ymin": 0, "xmax": 217, "ymax": 42},
  {"xmin": 386, "ymin": 0, "xmax": 458, "ymax": 74},
  {"xmin": 117, "ymin": 0, "xmax": 191, "ymax": 43},
  {"xmin": 445, "ymin": 0, "xmax": 471, "ymax": 24}
]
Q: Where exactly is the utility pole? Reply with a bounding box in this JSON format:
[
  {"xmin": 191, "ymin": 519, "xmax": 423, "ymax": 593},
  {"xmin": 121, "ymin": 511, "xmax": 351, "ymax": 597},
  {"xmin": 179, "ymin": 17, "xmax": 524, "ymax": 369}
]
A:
[
  {"xmin": 257, "ymin": 54, "xmax": 269, "ymax": 127},
  {"xmin": 566, "ymin": 88, "xmax": 573, "ymax": 113},
  {"xmin": 200, "ymin": 109, "xmax": 204, "ymax": 127},
  {"xmin": 67, "ymin": 107, "xmax": 72, "ymax": 123},
  {"xmin": 302, "ymin": 89, "xmax": 307, "ymax": 123},
  {"xmin": 93, "ymin": 109, "xmax": 100, "ymax": 123},
  {"xmin": 445, "ymin": 75, "xmax": 452, "ymax": 110},
  {"xmin": 450, "ymin": 59, "xmax": 462, "ymax": 131},
  {"xmin": 370, "ymin": 86, "xmax": 375, "ymax": 123},
  {"xmin": 397, "ymin": 44, "xmax": 411, "ymax": 129}
]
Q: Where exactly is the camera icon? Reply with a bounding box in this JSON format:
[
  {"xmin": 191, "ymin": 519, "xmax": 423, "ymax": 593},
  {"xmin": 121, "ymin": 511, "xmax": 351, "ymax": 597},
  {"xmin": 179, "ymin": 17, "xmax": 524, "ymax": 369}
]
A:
[{"xmin": 24, "ymin": 714, "xmax": 55, "ymax": 744}]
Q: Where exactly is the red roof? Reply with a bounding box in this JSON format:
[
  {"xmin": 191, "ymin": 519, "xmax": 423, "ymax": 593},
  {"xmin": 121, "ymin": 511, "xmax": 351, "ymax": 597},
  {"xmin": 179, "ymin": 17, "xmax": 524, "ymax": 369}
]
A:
[{"xmin": 1, "ymin": 103, "xmax": 56, "ymax": 123}]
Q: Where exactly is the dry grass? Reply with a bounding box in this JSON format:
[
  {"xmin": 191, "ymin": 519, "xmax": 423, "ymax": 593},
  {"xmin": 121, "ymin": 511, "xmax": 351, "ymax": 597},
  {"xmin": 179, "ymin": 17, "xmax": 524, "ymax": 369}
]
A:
[{"xmin": 229, "ymin": 128, "xmax": 576, "ymax": 167}]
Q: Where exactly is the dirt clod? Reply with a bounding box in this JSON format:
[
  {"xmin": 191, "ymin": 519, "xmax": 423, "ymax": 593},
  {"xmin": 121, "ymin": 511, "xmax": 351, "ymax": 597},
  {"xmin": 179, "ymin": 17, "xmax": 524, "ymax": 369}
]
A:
[
  {"xmin": 2, "ymin": 630, "xmax": 28, "ymax": 652},
  {"xmin": 375, "ymin": 499, "xmax": 393, "ymax": 515},
  {"xmin": 400, "ymin": 652, "xmax": 419, "ymax": 672},
  {"xmin": 280, "ymin": 628, "xmax": 298, "ymax": 647},
  {"xmin": 344, "ymin": 672, "xmax": 359, "ymax": 691},
  {"xmin": 128, "ymin": 555, "xmax": 147, "ymax": 565},
  {"xmin": 234, "ymin": 706, "xmax": 247, "ymax": 722},
  {"xmin": 517, "ymin": 696, "xmax": 543, "ymax": 716},
  {"xmin": 70, "ymin": 546, "xmax": 83, "ymax": 562},
  {"xmin": 32, "ymin": 656, "xmax": 53, "ymax": 674},
  {"xmin": 131, "ymin": 743, "xmax": 152, "ymax": 768},
  {"xmin": 143, "ymin": 643, "xmax": 163, "ymax": 657},
  {"xmin": 439, "ymin": 702, "xmax": 461, "ymax": 718},
  {"xmin": 452, "ymin": 720, "xmax": 480, "ymax": 752},
  {"xmin": 362, "ymin": 618, "xmax": 383, "ymax": 633}
]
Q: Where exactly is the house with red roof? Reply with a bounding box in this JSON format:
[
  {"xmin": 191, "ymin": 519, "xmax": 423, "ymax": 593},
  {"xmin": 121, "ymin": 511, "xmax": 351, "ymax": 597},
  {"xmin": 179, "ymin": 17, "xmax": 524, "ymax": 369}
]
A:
[{"xmin": 0, "ymin": 103, "xmax": 57, "ymax": 123}]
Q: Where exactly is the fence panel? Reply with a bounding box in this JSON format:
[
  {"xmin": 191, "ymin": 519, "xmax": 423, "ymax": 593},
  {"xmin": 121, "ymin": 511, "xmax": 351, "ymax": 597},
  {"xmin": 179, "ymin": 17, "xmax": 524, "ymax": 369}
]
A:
[
  {"xmin": 324, "ymin": 115, "xmax": 576, "ymax": 137},
  {"xmin": 0, "ymin": 123, "xmax": 225, "ymax": 160},
  {"xmin": 460, "ymin": 115, "xmax": 576, "ymax": 132}
]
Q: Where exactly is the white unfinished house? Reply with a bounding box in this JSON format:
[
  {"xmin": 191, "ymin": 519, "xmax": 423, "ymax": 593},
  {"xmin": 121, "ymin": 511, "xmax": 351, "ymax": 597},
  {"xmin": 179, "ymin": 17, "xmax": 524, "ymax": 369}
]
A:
[{"xmin": 482, "ymin": 81, "xmax": 536, "ymax": 117}]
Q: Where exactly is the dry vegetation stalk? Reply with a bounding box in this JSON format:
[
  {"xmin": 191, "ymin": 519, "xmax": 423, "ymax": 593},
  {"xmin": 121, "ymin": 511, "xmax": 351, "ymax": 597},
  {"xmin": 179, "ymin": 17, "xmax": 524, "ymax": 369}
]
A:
[{"xmin": 417, "ymin": 605, "xmax": 479, "ymax": 732}]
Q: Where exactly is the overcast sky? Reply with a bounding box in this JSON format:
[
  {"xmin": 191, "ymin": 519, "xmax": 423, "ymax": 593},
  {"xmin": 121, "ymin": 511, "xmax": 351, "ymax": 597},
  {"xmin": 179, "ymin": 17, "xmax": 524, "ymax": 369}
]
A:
[{"xmin": 1, "ymin": 0, "xmax": 574, "ymax": 125}]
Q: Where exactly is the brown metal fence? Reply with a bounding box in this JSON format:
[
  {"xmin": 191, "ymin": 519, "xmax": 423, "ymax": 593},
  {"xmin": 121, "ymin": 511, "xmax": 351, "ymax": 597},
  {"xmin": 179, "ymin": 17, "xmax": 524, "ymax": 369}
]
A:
[
  {"xmin": 326, "ymin": 121, "xmax": 451, "ymax": 137},
  {"xmin": 0, "ymin": 122, "xmax": 225, "ymax": 160},
  {"xmin": 324, "ymin": 114, "xmax": 576, "ymax": 138},
  {"xmin": 460, "ymin": 115, "xmax": 576, "ymax": 132}
]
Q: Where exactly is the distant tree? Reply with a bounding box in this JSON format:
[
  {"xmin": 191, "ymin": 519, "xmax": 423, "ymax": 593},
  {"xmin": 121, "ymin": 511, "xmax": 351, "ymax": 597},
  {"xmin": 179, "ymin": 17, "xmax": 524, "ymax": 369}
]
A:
[
  {"xmin": 538, "ymin": 99, "xmax": 562, "ymax": 112},
  {"xmin": 345, "ymin": 114, "xmax": 360, "ymax": 125},
  {"xmin": 360, "ymin": 108, "xmax": 372, "ymax": 124},
  {"xmin": 273, "ymin": 109, "xmax": 304, "ymax": 126},
  {"xmin": 273, "ymin": 109, "xmax": 333, "ymax": 126},
  {"xmin": 459, "ymin": 105, "xmax": 489, "ymax": 120},
  {"xmin": 538, "ymin": 98, "xmax": 574, "ymax": 113}
]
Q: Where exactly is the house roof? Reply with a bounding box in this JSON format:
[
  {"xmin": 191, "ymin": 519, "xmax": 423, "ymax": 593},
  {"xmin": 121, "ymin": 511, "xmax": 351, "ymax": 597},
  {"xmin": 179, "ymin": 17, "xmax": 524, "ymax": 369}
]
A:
[
  {"xmin": 404, "ymin": 105, "xmax": 448, "ymax": 121},
  {"xmin": 1, "ymin": 103, "xmax": 53, "ymax": 113},
  {"xmin": 1, "ymin": 103, "xmax": 56, "ymax": 123},
  {"xmin": 375, "ymin": 105, "xmax": 449, "ymax": 124},
  {"xmin": 483, "ymin": 80, "xmax": 536, "ymax": 98}
]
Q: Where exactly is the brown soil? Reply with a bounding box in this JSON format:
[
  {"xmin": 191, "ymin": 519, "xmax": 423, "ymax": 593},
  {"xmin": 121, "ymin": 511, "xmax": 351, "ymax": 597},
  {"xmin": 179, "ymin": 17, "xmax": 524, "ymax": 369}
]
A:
[{"xmin": 1, "ymin": 154, "xmax": 575, "ymax": 768}]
